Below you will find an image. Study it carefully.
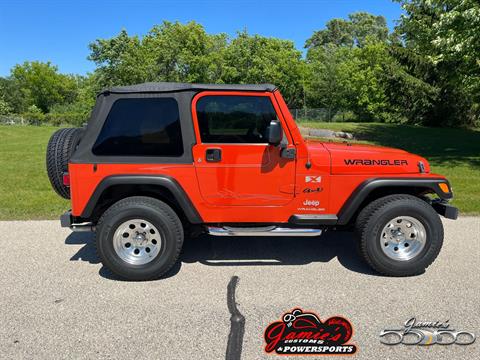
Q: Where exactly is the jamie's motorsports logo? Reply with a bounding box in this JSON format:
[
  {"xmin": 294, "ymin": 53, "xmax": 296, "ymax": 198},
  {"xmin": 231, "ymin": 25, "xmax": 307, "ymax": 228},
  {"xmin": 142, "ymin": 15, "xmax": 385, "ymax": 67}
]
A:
[
  {"xmin": 380, "ymin": 317, "xmax": 476, "ymax": 346},
  {"xmin": 263, "ymin": 308, "xmax": 357, "ymax": 355}
]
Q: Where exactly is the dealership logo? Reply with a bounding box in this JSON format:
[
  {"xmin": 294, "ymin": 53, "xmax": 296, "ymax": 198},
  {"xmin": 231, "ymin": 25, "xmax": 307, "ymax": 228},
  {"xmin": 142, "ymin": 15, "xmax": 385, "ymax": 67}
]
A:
[
  {"xmin": 264, "ymin": 308, "xmax": 357, "ymax": 355},
  {"xmin": 380, "ymin": 317, "xmax": 476, "ymax": 346}
]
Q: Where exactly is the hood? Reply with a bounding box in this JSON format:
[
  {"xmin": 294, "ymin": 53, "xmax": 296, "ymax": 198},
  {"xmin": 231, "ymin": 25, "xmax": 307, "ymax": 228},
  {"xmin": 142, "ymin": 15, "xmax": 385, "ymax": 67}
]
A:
[{"xmin": 308, "ymin": 141, "xmax": 430, "ymax": 175}]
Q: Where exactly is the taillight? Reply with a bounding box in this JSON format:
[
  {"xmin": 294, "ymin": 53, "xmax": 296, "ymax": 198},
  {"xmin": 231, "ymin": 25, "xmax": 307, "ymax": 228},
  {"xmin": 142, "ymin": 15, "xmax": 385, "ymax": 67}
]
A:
[{"xmin": 62, "ymin": 172, "xmax": 70, "ymax": 186}]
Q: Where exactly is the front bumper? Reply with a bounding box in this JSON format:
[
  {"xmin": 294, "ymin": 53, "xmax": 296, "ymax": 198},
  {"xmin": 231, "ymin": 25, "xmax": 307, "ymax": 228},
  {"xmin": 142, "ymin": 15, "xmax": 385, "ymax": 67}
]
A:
[
  {"xmin": 60, "ymin": 210, "xmax": 94, "ymax": 232},
  {"xmin": 432, "ymin": 200, "xmax": 459, "ymax": 220}
]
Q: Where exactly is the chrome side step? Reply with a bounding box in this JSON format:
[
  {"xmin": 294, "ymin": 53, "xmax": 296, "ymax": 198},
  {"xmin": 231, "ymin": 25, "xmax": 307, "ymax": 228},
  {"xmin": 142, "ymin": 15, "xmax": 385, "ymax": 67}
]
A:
[{"xmin": 207, "ymin": 226, "xmax": 322, "ymax": 237}]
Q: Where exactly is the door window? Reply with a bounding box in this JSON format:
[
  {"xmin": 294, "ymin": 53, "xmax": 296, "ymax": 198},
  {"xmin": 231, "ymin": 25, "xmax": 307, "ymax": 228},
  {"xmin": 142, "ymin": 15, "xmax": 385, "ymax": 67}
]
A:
[{"xmin": 196, "ymin": 95, "xmax": 278, "ymax": 143}]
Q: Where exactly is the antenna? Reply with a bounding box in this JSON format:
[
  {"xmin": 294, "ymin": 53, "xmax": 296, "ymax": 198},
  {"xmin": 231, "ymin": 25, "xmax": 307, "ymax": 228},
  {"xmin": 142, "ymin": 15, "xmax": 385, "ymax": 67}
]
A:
[{"xmin": 305, "ymin": 146, "xmax": 312, "ymax": 169}]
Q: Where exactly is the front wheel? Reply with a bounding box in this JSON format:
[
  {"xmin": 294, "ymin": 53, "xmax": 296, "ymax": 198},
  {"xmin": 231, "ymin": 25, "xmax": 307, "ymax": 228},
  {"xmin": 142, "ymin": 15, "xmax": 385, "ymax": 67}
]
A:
[
  {"xmin": 96, "ymin": 196, "xmax": 184, "ymax": 281},
  {"xmin": 355, "ymin": 194, "xmax": 444, "ymax": 276}
]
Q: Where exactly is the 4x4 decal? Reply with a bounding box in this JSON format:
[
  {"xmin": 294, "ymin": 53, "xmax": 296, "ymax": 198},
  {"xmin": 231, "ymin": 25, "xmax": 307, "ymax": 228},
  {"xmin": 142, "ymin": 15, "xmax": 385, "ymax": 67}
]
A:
[{"xmin": 303, "ymin": 187, "xmax": 323, "ymax": 193}]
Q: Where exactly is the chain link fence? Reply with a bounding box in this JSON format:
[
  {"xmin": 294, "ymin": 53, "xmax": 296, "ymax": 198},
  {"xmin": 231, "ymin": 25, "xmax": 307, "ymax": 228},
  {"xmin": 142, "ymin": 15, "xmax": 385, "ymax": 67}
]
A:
[
  {"xmin": 0, "ymin": 115, "xmax": 30, "ymax": 125},
  {"xmin": 0, "ymin": 113, "xmax": 86, "ymax": 126},
  {"xmin": 289, "ymin": 108, "xmax": 356, "ymax": 122}
]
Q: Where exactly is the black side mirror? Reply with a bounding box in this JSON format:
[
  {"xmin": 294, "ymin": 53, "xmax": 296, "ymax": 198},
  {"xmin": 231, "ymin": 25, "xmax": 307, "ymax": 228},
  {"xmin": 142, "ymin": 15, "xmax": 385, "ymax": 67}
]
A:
[{"xmin": 267, "ymin": 120, "xmax": 283, "ymax": 146}]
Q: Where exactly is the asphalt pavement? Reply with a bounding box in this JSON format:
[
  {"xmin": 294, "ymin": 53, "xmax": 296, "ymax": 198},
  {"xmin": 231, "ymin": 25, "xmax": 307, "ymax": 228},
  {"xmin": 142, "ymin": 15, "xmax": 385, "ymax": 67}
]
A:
[{"xmin": 0, "ymin": 217, "xmax": 479, "ymax": 360}]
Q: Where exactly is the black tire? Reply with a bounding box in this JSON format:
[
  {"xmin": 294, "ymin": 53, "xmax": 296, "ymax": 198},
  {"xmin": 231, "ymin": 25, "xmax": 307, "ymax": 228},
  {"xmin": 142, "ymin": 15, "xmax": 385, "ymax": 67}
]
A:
[
  {"xmin": 96, "ymin": 196, "xmax": 184, "ymax": 281},
  {"xmin": 46, "ymin": 128, "xmax": 83, "ymax": 199},
  {"xmin": 355, "ymin": 194, "xmax": 443, "ymax": 276}
]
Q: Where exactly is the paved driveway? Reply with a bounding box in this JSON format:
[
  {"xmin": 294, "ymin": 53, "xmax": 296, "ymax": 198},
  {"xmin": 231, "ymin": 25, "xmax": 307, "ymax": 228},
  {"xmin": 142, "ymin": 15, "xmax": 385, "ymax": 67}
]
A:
[{"xmin": 0, "ymin": 217, "xmax": 478, "ymax": 359}]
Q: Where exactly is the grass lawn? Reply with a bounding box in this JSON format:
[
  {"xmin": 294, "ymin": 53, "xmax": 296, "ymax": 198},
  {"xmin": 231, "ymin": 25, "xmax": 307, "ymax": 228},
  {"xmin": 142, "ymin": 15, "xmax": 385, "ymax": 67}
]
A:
[
  {"xmin": 300, "ymin": 121, "xmax": 480, "ymax": 215},
  {"xmin": 0, "ymin": 123, "xmax": 478, "ymax": 220},
  {"xmin": 0, "ymin": 125, "xmax": 69, "ymax": 220}
]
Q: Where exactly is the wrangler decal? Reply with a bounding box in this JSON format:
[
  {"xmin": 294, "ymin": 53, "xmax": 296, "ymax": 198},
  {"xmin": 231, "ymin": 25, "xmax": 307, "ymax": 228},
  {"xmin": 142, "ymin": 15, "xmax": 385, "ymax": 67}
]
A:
[{"xmin": 344, "ymin": 159, "xmax": 408, "ymax": 166}]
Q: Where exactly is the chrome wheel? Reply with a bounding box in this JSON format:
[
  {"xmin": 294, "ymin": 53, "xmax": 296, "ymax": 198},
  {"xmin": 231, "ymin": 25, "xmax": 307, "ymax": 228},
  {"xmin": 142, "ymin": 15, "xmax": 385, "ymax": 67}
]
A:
[
  {"xmin": 112, "ymin": 219, "xmax": 162, "ymax": 265},
  {"xmin": 380, "ymin": 216, "xmax": 426, "ymax": 261}
]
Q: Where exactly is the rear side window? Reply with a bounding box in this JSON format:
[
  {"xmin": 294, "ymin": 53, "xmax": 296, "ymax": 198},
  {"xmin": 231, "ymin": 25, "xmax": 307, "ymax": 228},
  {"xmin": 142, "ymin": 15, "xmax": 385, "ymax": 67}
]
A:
[
  {"xmin": 196, "ymin": 95, "xmax": 278, "ymax": 143},
  {"xmin": 93, "ymin": 98, "xmax": 183, "ymax": 156}
]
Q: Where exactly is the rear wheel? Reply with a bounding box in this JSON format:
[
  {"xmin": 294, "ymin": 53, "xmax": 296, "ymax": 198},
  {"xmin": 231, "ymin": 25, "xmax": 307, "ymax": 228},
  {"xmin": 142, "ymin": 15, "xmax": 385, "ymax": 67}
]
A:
[
  {"xmin": 355, "ymin": 194, "xmax": 443, "ymax": 276},
  {"xmin": 96, "ymin": 196, "xmax": 184, "ymax": 281},
  {"xmin": 46, "ymin": 127, "xmax": 83, "ymax": 199}
]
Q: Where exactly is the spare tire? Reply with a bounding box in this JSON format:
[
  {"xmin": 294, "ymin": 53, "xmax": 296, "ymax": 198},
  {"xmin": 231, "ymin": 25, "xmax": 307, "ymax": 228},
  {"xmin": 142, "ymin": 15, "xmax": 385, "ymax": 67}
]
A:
[{"xmin": 46, "ymin": 128, "xmax": 83, "ymax": 199}]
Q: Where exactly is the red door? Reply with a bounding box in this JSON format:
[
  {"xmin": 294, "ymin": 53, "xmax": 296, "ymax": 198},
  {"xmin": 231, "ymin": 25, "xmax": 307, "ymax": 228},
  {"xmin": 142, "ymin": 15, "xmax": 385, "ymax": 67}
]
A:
[{"xmin": 191, "ymin": 92, "xmax": 296, "ymax": 207}]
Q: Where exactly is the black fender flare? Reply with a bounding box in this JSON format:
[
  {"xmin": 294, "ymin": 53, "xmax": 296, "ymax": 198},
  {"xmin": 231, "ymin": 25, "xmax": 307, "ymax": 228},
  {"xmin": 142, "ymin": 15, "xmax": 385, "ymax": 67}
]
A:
[
  {"xmin": 337, "ymin": 177, "xmax": 452, "ymax": 225},
  {"xmin": 80, "ymin": 175, "xmax": 203, "ymax": 223}
]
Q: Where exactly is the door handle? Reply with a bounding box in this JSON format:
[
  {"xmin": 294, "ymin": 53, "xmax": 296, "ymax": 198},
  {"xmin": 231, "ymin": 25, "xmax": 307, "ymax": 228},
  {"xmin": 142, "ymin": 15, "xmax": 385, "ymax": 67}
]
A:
[{"xmin": 206, "ymin": 148, "xmax": 222, "ymax": 162}]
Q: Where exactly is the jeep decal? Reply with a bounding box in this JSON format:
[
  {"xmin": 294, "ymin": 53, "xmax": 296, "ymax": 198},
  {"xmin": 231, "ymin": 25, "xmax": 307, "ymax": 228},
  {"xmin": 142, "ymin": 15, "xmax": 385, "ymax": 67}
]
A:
[
  {"xmin": 303, "ymin": 199, "xmax": 320, "ymax": 207},
  {"xmin": 344, "ymin": 159, "xmax": 408, "ymax": 166}
]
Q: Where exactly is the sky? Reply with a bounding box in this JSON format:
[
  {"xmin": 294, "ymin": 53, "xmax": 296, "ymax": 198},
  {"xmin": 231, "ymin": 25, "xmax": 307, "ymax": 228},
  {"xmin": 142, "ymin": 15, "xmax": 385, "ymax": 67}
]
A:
[{"xmin": 0, "ymin": 0, "xmax": 403, "ymax": 76}]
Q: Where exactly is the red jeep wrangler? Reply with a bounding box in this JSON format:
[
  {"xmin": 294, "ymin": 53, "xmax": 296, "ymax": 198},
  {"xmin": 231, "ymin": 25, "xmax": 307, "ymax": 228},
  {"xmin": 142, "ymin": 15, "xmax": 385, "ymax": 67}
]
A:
[{"xmin": 46, "ymin": 83, "xmax": 458, "ymax": 280}]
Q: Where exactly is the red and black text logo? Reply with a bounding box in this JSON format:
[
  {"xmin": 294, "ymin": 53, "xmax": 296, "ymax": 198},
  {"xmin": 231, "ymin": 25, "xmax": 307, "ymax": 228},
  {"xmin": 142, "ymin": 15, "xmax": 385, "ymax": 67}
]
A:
[{"xmin": 264, "ymin": 308, "xmax": 357, "ymax": 356}]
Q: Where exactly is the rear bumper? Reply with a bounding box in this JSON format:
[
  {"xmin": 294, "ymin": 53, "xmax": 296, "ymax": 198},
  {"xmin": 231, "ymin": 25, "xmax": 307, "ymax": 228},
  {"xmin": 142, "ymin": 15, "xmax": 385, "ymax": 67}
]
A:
[
  {"xmin": 60, "ymin": 210, "xmax": 72, "ymax": 228},
  {"xmin": 432, "ymin": 201, "xmax": 459, "ymax": 220},
  {"xmin": 60, "ymin": 210, "xmax": 94, "ymax": 232}
]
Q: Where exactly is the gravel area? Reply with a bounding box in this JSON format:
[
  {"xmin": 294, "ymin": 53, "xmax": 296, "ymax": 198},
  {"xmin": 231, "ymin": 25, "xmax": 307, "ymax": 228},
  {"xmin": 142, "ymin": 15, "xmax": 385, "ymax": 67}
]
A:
[{"xmin": 0, "ymin": 217, "xmax": 478, "ymax": 359}]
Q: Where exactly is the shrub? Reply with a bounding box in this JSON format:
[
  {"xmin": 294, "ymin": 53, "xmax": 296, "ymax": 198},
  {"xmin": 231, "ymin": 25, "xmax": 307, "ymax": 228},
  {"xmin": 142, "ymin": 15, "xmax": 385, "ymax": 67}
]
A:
[
  {"xmin": 0, "ymin": 98, "xmax": 12, "ymax": 115},
  {"xmin": 45, "ymin": 112, "xmax": 88, "ymax": 127},
  {"xmin": 22, "ymin": 105, "xmax": 45, "ymax": 125}
]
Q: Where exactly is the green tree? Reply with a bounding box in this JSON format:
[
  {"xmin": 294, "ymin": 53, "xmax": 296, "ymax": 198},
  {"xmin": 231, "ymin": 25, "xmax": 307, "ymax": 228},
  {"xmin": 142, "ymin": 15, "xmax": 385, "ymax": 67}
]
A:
[
  {"xmin": 143, "ymin": 21, "xmax": 227, "ymax": 83},
  {"xmin": 89, "ymin": 22, "xmax": 227, "ymax": 88},
  {"xmin": 305, "ymin": 12, "xmax": 391, "ymax": 121},
  {"xmin": 305, "ymin": 19, "xmax": 354, "ymax": 48},
  {"xmin": 222, "ymin": 31, "xmax": 305, "ymax": 107},
  {"xmin": 305, "ymin": 45, "xmax": 351, "ymax": 119},
  {"xmin": 385, "ymin": 45, "xmax": 439, "ymax": 124},
  {"xmin": 48, "ymin": 73, "xmax": 98, "ymax": 126},
  {"xmin": 88, "ymin": 29, "xmax": 147, "ymax": 88},
  {"xmin": 395, "ymin": 0, "xmax": 480, "ymax": 126},
  {"xmin": 349, "ymin": 12, "xmax": 389, "ymax": 48},
  {"xmin": 11, "ymin": 61, "xmax": 77, "ymax": 113},
  {"xmin": 0, "ymin": 77, "xmax": 30, "ymax": 113},
  {"xmin": 339, "ymin": 42, "xmax": 391, "ymax": 121},
  {"xmin": 0, "ymin": 97, "xmax": 12, "ymax": 115},
  {"xmin": 89, "ymin": 25, "xmax": 304, "ymax": 107},
  {"xmin": 306, "ymin": 12, "xmax": 388, "ymax": 49},
  {"xmin": 341, "ymin": 41, "xmax": 439, "ymax": 123}
]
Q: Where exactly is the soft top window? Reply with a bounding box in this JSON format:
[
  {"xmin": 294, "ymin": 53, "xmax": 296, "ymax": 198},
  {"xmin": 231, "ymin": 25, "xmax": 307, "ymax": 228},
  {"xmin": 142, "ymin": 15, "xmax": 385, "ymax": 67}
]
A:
[{"xmin": 93, "ymin": 98, "xmax": 183, "ymax": 157}]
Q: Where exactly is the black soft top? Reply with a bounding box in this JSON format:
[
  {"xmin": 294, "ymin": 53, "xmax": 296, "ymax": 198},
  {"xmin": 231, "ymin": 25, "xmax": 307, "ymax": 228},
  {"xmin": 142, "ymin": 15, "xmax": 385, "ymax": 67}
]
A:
[{"xmin": 99, "ymin": 82, "xmax": 277, "ymax": 96}]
